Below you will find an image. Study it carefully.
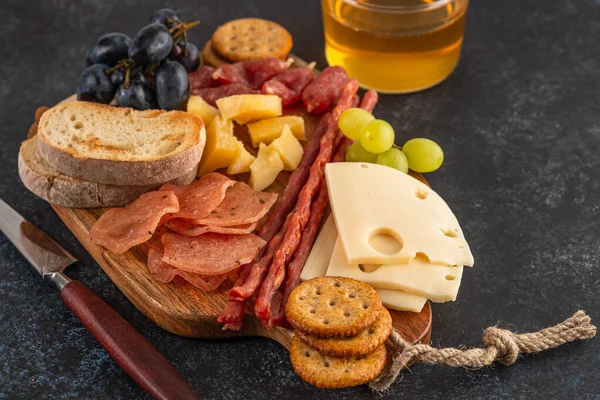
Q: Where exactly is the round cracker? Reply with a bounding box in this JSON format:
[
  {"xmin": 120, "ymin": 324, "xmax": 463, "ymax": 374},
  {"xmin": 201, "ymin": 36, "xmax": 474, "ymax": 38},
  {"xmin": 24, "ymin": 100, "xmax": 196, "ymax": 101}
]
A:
[
  {"xmin": 286, "ymin": 277, "xmax": 383, "ymax": 338},
  {"xmin": 211, "ymin": 18, "xmax": 292, "ymax": 62},
  {"xmin": 290, "ymin": 336, "xmax": 387, "ymax": 389},
  {"xmin": 202, "ymin": 40, "xmax": 229, "ymax": 67},
  {"xmin": 295, "ymin": 307, "xmax": 392, "ymax": 357}
]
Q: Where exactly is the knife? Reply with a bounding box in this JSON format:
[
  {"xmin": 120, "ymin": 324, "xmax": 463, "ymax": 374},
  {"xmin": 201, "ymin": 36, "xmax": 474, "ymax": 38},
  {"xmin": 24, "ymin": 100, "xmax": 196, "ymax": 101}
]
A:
[{"xmin": 0, "ymin": 198, "xmax": 201, "ymax": 400}]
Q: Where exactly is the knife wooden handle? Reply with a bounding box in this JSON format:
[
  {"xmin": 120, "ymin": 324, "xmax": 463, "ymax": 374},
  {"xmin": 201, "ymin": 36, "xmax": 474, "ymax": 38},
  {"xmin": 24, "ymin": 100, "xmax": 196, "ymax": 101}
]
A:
[{"xmin": 60, "ymin": 280, "xmax": 201, "ymax": 400}]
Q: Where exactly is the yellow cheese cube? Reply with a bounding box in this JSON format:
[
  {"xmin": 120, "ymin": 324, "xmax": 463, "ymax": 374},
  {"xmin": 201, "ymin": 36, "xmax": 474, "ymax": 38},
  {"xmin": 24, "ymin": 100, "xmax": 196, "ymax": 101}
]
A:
[
  {"xmin": 249, "ymin": 143, "xmax": 284, "ymax": 191},
  {"xmin": 187, "ymin": 95, "xmax": 220, "ymax": 127},
  {"xmin": 246, "ymin": 116, "xmax": 306, "ymax": 147},
  {"xmin": 198, "ymin": 116, "xmax": 237, "ymax": 176},
  {"xmin": 268, "ymin": 125, "xmax": 304, "ymax": 171},
  {"xmin": 227, "ymin": 140, "xmax": 256, "ymax": 175},
  {"xmin": 216, "ymin": 95, "xmax": 282, "ymax": 125}
]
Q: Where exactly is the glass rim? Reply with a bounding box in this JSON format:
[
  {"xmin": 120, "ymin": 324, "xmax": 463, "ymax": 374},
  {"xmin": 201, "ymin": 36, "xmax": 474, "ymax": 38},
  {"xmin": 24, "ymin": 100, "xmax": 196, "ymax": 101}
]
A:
[{"xmin": 339, "ymin": 0, "xmax": 457, "ymax": 13}]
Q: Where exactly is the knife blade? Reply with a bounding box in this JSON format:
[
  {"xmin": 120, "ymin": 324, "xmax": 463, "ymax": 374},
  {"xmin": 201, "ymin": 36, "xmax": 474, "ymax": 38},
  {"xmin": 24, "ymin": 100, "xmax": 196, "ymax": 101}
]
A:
[{"xmin": 0, "ymin": 198, "xmax": 200, "ymax": 400}]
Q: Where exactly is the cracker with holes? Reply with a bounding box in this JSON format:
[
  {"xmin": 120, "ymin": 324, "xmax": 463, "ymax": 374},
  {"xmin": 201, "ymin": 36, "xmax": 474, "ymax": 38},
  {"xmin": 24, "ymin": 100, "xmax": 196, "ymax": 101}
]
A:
[
  {"xmin": 295, "ymin": 307, "xmax": 392, "ymax": 357},
  {"xmin": 290, "ymin": 336, "xmax": 387, "ymax": 389},
  {"xmin": 211, "ymin": 18, "xmax": 293, "ymax": 62},
  {"xmin": 285, "ymin": 277, "xmax": 383, "ymax": 338}
]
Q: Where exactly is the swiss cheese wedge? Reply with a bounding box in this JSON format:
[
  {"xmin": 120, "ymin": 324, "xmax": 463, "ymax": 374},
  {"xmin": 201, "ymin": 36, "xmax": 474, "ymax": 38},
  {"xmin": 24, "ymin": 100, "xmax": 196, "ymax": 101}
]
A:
[
  {"xmin": 325, "ymin": 163, "xmax": 474, "ymax": 267},
  {"xmin": 326, "ymin": 239, "xmax": 464, "ymax": 303},
  {"xmin": 300, "ymin": 215, "xmax": 428, "ymax": 312}
]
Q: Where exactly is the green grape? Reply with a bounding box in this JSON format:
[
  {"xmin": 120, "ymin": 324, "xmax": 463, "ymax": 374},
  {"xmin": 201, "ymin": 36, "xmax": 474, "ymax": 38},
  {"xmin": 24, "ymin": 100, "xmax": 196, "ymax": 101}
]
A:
[
  {"xmin": 376, "ymin": 148, "xmax": 409, "ymax": 173},
  {"xmin": 402, "ymin": 138, "xmax": 444, "ymax": 173},
  {"xmin": 359, "ymin": 119, "xmax": 395, "ymax": 154},
  {"xmin": 338, "ymin": 108, "xmax": 375, "ymax": 140},
  {"xmin": 345, "ymin": 141, "xmax": 377, "ymax": 163}
]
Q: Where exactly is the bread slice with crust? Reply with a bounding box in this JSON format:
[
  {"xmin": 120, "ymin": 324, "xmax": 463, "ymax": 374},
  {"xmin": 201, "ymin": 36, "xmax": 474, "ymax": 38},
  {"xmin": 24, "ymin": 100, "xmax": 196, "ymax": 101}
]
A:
[
  {"xmin": 37, "ymin": 101, "xmax": 205, "ymax": 186},
  {"xmin": 19, "ymin": 136, "xmax": 197, "ymax": 208}
]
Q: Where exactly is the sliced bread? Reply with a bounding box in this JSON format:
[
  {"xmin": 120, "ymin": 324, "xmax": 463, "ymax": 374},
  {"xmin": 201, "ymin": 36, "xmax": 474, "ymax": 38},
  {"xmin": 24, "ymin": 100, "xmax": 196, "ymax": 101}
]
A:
[
  {"xmin": 19, "ymin": 136, "xmax": 197, "ymax": 208},
  {"xmin": 37, "ymin": 101, "xmax": 205, "ymax": 186}
]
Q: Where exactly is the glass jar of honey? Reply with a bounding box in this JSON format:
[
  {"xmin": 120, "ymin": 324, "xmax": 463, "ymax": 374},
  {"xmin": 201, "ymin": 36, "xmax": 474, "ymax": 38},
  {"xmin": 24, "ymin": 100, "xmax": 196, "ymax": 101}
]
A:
[{"xmin": 322, "ymin": 0, "xmax": 469, "ymax": 93}]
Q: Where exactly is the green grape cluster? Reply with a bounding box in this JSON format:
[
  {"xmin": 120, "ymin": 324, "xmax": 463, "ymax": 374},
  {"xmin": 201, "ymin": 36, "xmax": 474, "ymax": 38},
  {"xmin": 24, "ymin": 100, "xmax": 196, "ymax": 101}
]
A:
[{"xmin": 338, "ymin": 108, "xmax": 444, "ymax": 173}]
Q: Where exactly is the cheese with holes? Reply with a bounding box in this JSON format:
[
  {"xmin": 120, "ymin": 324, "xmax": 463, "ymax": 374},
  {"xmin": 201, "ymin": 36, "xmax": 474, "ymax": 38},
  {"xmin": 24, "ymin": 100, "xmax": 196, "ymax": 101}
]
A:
[
  {"xmin": 327, "ymin": 239, "xmax": 464, "ymax": 302},
  {"xmin": 301, "ymin": 215, "xmax": 428, "ymax": 312},
  {"xmin": 325, "ymin": 162, "xmax": 474, "ymax": 266}
]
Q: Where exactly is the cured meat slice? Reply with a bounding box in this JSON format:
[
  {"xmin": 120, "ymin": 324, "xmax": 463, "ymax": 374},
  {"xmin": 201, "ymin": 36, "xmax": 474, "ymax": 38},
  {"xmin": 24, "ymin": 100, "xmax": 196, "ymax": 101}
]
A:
[
  {"xmin": 187, "ymin": 182, "xmax": 277, "ymax": 227},
  {"xmin": 213, "ymin": 58, "xmax": 291, "ymax": 90},
  {"xmin": 254, "ymin": 79, "xmax": 358, "ymax": 324},
  {"xmin": 188, "ymin": 66, "xmax": 220, "ymax": 92},
  {"xmin": 165, "ymin": 218, "xmax": 257, "ymax": 236},
  {"xmin": 161, "ymin": 232, "xmax": 266, "ymax": 275},
  {"xmin": 261, "ymin": 65, "xmax": 314, "ymax": 106},
  {"xmin": 148, "ymin": 240, "xmax": 227, "ymax": 291},
  {"xmin": 196, "ymin": 84, "xmax": 260, "ymax": 106},
  {"xmin": 160, "ymin": 173, "xmax": 235, "ymax": 222},
  {"xmin": 302, "ymin": 66, "xmax": 349, "ymax": 114},
  {"xmin": 89, "ymin": 191, "xmax": 179, "ymax": 254}
]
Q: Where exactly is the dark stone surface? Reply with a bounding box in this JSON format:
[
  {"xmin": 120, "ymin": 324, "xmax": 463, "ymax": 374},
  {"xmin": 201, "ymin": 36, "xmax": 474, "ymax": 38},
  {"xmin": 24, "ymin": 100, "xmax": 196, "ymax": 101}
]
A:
[{"xmin": 0, "ymin": 0, "xmax": 599, "ymax": 398}]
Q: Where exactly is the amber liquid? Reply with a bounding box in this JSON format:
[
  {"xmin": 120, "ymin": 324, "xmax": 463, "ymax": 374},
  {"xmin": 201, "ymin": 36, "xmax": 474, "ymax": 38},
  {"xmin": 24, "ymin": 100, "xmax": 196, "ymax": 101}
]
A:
[{"xmin": 322, "ymin": 0, "xmax": 468, "ymax": 93}]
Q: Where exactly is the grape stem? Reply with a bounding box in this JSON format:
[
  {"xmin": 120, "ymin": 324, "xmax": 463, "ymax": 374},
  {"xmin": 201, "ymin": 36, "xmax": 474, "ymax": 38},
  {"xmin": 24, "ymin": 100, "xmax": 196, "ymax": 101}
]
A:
[
  {"xmin": 171, "ymin": 20, "xmax": 200, "ymax": 43},
  {"xmin": 392, "ymin": 144, "xmax": 403, "ymax": 151},
  {"xmin": 104, "ymin": 59, "xmax": 134, "ymax": 76}
]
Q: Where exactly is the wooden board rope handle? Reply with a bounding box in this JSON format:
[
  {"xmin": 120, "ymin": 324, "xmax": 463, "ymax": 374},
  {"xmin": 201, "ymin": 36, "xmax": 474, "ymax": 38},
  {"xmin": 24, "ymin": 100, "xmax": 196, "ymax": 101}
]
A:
[{"xmin": 370, "ymin": 310, "xmax": 596, "ymax": 391}]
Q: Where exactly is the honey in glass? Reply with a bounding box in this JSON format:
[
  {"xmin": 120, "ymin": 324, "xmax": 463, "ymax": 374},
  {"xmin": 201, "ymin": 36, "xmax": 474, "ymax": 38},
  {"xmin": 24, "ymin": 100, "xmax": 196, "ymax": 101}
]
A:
[{"xmin": 322, "ymin": 0, "xmax": 469, "ymax": 93}]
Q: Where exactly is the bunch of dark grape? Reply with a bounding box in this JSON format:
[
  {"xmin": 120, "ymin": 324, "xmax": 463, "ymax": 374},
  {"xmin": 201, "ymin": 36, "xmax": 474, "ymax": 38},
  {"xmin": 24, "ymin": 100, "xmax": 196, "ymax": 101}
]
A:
[{"xmin": 77, "ymin": 9, "xmax": 201, "ymax": 111}]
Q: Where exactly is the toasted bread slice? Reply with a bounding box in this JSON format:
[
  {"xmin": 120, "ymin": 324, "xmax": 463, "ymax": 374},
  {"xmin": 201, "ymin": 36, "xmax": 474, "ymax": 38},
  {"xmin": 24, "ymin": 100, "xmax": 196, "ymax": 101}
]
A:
[
  {"xmin": 19, "ymin": 137, "xmax": 197, "ymax": 208},
  {"xmin": 37, "ymin": 102, "xmax": 205, "ymax": 185}
]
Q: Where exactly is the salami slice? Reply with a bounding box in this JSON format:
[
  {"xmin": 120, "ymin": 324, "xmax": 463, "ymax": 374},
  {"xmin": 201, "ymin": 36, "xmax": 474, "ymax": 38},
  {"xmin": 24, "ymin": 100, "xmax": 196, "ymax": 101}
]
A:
[
  {"xmin": 187, "ymin": 182, "xmax": 277, "ymax": 227},
  {"xmin": 188, "ymin": 66, "xmax": 220, "ymax": 93},
  {"xmin": 196, "ymin": 84, "xmax": 260, "ymax": 106},
  {"xmin": 261, "ymin": 65, "xmax": 314, "ymax": 106},
  {"xmin": 165, "ymin": 219, "xmax": 258, "ymax": 236},
  {"xmin": 148, "ymin": 240, "xmax": 227, "ymax": 291},
  {"xmin": 160, "ymin": 173, "xmax": 235, "ymax": 222},
  {"xmin": 161, "ymin": 232, "xmax": 266, "ymax": 275},
  {"xmin": 302, "ymin": 66, "xmax": 349, "ymax": 114},
  {"xmin": 89, "ymin": 191, "xmax": 179, "ymax": 254},
  {"xmin": 213, "ymin": 57, "xmax": 291, "ymax": 89}
]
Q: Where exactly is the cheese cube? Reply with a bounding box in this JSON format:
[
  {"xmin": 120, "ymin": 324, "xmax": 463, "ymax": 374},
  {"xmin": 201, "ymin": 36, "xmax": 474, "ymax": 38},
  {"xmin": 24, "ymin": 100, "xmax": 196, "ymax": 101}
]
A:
[
  {"xmin": 187, "ymin": 95, "xmax": 220, "ymax": 127},
  {"xmin": 227, "ymin": 140, "xmax": 256, "ymax": 175},
  {"xmin": 249, "ymin": 143, "xmax": 284, "ymax": 191},
  {"xmin": 216, "ymin": 95, "xmax": 282, "ymax": 125},
  {"xmin": 198, "ymin": 116, "xmax": 237, "ymax": 176},
  {"xmin": 246, "ymin": 116, "xmax": 306, "ymax": 147},
  {"xmin": 268, "ymin": 125, "xmax": 304, "ymax": 171}
]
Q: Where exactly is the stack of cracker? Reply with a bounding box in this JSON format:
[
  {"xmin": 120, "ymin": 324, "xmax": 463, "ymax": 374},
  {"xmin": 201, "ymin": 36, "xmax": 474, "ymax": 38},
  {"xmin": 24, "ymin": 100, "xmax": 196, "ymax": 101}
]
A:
[
  {"xmin": 202, "ymin": 18, "xmax": 293, "ymax": 67},
  {"xmin": 285, "ymin": 277, "xmax": 392, "ymax": 389}
]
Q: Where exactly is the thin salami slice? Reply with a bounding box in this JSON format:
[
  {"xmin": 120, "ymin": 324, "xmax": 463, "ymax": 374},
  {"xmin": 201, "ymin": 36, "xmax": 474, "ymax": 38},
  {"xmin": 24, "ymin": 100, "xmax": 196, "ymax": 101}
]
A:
[
  {"xmin": 89, "ymin": 191, "xmax": 179, "ymax": 254},
  {"xmin": 196, "ymin": 84, "xmax": 260, "ymax": 106},
  {"xmin": 301, "ymin": 66, "xmax": 349, "ymax": 114},
  {"xmin": 254, "ymin": 79, "xmax": 358, "ymax": 324},
  {"xmin": 165, "ymin": 219, "xmax": 257, "ymax": 236},
  {"xmin": 187, "ymin": 182, "xmax": 277, "ymax": 227},
  {"xmin": 188, "ymin": 66, "xmax": 220, "ymax": 93},
  {"xmin": 261, "ymin": 65, "xmax": 314, "ymax": 106},
  {"xmin": 161, "ymin": 232, "xmax": 266, "ymax": 275},
  {"xmin": 148, "ymin": 240, "xmax": 227, "ymax": 291},
  {"xmin": 213, "ymin": 57, "xmax": 290, "ymax": 89},
  {"xmin": 159, "ymin": 173, "xmax": 235, "ymax": 222}
]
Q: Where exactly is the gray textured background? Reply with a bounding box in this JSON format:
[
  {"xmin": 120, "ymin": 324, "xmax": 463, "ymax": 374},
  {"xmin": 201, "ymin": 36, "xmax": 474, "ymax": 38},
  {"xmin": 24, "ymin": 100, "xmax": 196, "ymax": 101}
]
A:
[{"xmin": 1, "ymin": 0, "xmax": 599, "ymax": 399}]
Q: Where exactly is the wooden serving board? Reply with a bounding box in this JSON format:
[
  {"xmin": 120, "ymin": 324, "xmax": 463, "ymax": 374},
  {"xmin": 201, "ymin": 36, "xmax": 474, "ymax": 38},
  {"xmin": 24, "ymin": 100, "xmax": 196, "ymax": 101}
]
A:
[{"xmin": 49, "ymin": 57, "xmax": 432, "ymax": 350}]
